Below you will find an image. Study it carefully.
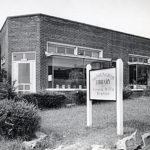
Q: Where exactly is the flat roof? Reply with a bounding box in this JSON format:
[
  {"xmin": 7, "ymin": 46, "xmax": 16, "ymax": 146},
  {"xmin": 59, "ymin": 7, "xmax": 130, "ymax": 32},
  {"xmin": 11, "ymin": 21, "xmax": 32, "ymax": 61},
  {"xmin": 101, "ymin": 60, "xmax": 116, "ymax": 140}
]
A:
[{"xmin": 1, "ymin": 13, "xmax": 150, "ymax": 41}]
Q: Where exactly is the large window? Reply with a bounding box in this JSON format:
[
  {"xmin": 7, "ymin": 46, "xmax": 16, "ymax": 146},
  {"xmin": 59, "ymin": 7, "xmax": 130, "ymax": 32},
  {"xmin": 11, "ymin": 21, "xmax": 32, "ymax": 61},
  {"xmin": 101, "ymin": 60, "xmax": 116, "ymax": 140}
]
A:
[
  {"xmin": 47, "ymin": 56, "xmax": 95, "ymax": 89},
  {"xmin": 129, "ymin": 65, "xmax": 148, "ymax": 85},
  {"xmin": 129, "ymin": 54, "xmax": 150, "ymax": 87}
]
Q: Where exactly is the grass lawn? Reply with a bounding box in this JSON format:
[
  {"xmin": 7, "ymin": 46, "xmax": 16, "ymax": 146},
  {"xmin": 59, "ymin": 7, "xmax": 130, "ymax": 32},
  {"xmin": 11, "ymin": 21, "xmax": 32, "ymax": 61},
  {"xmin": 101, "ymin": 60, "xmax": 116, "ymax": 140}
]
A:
[
  {"xmin": 1, "ymin": 96, "xmax": 150, "ymax": 149},
  {"xmin": 39, "ymin": 96, "xmax": 150, "ymax": 149}
]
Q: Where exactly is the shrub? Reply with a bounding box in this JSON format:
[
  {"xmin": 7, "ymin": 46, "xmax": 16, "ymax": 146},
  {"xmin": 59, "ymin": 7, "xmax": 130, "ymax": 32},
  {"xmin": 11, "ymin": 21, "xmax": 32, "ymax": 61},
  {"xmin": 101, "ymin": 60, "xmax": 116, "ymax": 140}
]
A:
[
  {"xmin": 0, "ymin": 99, "xmax": 41, "ymax": 140},
  {"xmin": 20, "ymin": 92, "xmax": 66, "ymax": 109},
  {"xmin": 123, "ymin": 86, "xmax": 133, "ymax": 99},
  {"xmin": 75, "ymin": 90, "xmax": 86, "ymax": 105},
  {"xmin": 0, "ymin": 80, "xmax": 17, "ymax": 100}
]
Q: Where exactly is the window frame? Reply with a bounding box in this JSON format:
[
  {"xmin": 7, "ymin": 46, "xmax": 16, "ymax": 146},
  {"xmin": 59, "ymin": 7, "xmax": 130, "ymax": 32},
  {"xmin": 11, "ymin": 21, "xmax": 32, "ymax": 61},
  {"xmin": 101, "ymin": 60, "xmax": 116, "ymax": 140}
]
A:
[
  {"xmin": 128, "ymin": 54, "xmax": 149, "ymax": 64},
  {"xmin": 47, "ymin": 42, "xmax": 103, "ymax": 59}
]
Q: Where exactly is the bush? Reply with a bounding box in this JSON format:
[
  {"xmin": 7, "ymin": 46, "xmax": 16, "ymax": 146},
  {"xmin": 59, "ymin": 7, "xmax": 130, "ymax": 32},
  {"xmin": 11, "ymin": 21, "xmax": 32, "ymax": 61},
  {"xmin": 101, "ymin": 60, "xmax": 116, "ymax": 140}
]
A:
[
  {"xmin": 19, "ymin": 92, "xmax": 66, "ymax": 109},
  {"xmin": 60, "ymin": 90, "xmax": 86, "ymax": 105},
  {"xmin": 123, "ymin": 86, "xmax": 133, "ymax": 99},
  {"xmin": 0, "ymin": 99, "xmax": 41, "ymax": 140},
  {"xmin": 0, "ymin": 80, "xmax": 17, "ymax": 100},
  {"xmin": 75, "ymin": 91, "xmax": 86, "ymax": 105}
]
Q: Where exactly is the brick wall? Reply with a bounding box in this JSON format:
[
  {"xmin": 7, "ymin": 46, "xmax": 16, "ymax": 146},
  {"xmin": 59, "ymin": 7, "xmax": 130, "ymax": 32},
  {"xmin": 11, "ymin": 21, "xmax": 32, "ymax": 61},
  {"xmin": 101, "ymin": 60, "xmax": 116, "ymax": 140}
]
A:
[
  {"xmin": 40, "ymin": 14, "xmax": 150, "ymax": 87},
  {"xmin": 0, "ymin": 20, "xmax": 8, "ymax": 74},
  {"xmin": 1, "ymin": 14, "xmax": 150, "ymax": 91},
  {"xmin": 1, "ymin": 15, "xmax": 41, "ymax": 91}
]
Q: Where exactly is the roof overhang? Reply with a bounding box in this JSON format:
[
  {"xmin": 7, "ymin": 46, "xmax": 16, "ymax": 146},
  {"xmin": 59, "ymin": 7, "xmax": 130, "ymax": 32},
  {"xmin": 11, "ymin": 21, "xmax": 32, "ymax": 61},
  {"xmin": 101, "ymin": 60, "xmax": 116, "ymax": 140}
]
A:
[
  {"xmin": 128, "ymin": 62, "xmax": 150, "ymax": 66},
  {"xmin": 45, "ymin": 52, "xmax": 111, "ymax": 62}
]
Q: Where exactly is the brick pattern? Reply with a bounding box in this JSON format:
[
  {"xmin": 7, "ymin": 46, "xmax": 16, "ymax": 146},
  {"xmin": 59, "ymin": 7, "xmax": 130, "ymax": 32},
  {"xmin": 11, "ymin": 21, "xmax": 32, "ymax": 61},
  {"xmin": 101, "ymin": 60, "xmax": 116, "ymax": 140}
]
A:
[
  {"xmin": 5, "ymin": 16, "xmax": 41, "ymax": 91},
  {"xmin": 1, "ymin": 14, "xmax": 150, "ymax": 91}
]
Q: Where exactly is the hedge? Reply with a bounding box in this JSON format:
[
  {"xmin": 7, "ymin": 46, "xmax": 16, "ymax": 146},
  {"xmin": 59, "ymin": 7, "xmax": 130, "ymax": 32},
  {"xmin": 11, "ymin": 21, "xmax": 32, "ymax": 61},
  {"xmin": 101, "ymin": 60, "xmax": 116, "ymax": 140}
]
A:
[{"xmin": 0, "ymin": 99, "xmax": 41, "ymax": 140}]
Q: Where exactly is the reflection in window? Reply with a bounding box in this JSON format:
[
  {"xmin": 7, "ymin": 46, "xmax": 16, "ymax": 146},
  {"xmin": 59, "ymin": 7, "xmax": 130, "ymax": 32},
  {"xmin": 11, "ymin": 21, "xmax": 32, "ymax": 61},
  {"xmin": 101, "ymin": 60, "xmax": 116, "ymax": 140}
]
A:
[
  {"xmin": 18, "ymin": 63, "xmax": 30, "ymax": 83},
  {"xmin": 137, "ymin": 66, "xmax": 148, "ymax": 85},
  {"xmin": 78, "ymin": 49, "xmax": 84, "ymax": 56},
  {"xmin": 53, "ymin": 67, "xmax": 86, "ymax": 89},
  {"xmin": 129, "ymin": 65, "xmax": 136, "ymax": 84},
  {"xmin": 129, "ymin": 65, "xmax": 148, "ymax": 85}
]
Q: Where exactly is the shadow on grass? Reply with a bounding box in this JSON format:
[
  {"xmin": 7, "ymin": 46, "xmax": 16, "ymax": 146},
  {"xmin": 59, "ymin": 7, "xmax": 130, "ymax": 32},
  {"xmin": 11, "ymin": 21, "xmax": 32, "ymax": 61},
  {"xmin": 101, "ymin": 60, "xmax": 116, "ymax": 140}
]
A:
[{"xmin": 124, "ymin": 120, "xmax": 150, "ymax": 132}]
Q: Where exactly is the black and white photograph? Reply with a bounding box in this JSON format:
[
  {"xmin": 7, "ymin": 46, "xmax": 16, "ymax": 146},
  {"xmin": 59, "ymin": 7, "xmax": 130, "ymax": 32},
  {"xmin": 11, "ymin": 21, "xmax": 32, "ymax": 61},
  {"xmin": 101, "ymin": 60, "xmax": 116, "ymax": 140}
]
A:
[{"xmin": 0, "ymin": 0, "xmax": 150, "ymax": 149}]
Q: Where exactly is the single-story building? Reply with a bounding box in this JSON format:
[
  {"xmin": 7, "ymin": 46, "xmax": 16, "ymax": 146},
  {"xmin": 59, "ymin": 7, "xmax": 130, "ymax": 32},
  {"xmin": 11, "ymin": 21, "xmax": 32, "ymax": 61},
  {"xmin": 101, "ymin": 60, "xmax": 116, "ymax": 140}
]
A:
[{"xmin": 0, "ymin": 13, "xmax": 150, "ymax": 94}]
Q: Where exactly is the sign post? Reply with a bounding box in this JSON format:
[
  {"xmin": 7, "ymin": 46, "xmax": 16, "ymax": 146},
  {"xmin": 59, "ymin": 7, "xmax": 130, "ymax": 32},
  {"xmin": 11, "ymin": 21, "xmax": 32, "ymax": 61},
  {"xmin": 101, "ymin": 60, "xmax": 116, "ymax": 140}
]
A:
[
  {"xmin": 86, "ymin": 59, "xmax": 123, "ymax": 135},
  {"xmin": 116, "ymin": 59, "xmax": 123, "ymax": 135},
  {"xmin": 86, "ymin": 64, "xmax": 92, "ymax": 127}
]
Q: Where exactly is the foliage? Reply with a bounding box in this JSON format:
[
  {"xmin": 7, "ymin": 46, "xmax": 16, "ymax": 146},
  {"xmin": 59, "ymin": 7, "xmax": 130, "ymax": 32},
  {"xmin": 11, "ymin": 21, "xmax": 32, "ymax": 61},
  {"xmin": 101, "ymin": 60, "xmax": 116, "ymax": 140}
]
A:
[
  {"xmin": 63, "ymin": 90, "xmax": 86, "ymax": 105},
  {"xmin": 123, "ymin": 85, "xmax": 133, "ymax": 99},
  {"xmin": 74, "ymin": 90, "xmax": 86, "ymax": 105},
  {"xmin": 0, "ymin": 99, "xmax": 41, "ymax": 140},
  {"xmin": 0, "ymin": 80, "xmax": 17, "ymax": 100},
  {"xmin": 19, "ymin": 92, "xmax": 66, "ymax": 109}
]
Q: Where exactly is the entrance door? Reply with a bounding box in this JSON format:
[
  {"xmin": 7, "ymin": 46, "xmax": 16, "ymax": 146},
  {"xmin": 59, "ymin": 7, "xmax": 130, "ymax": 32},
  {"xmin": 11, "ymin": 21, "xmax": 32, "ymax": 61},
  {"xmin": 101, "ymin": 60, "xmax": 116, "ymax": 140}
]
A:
[{"xmin": 12, "ymin": 52, "xmax": 36, "ymax": 94}]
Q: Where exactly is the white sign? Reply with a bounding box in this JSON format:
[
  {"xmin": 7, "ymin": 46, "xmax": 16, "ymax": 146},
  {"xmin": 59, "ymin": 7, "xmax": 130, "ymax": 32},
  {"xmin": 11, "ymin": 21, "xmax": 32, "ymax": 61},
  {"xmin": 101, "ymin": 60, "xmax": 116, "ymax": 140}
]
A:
[
  {"xmin": 90, "ymin": 68, "xmax": 116, "ymax": 100},
  {"xmin": 48, "ymin": 75, "xmax": 52, "ymax": 81},
  {"xmin": 86, "ymin": 59, "xmax": 123, "ymax": 136}
]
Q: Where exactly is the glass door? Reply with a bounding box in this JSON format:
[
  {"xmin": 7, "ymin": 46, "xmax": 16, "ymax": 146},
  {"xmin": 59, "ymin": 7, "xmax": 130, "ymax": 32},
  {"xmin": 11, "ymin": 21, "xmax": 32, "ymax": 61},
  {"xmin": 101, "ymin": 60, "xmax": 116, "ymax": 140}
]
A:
[{"xmin": 12, "ymin": 52, "xmax": 36, "ymax": 94}]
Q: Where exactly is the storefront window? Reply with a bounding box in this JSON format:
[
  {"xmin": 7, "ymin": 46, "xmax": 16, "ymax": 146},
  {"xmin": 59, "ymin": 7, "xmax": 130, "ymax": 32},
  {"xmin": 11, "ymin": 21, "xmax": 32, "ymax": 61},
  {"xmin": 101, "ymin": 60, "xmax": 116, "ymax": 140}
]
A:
[
  {"xmin": 53, "ymin": 67, "xmax": 85, "ymax": 89},
  {"xmin": 129, "ymin": 65, "xmax": 148, "ymax": 85},
  {"xmin": 137, "ymin": 66, "xmax": 148, "ymax": 85},
  {"xmin": 47, "ymin": 56, "xmax": 94, "ymax": 89}
]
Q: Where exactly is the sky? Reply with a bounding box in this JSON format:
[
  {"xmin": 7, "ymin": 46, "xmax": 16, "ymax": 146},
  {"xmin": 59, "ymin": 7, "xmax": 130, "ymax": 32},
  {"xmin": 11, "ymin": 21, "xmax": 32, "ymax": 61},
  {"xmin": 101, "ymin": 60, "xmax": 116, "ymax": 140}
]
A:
[{"xmin": 0, "ymin": 0, "xmax": 150, "ymax": 38}]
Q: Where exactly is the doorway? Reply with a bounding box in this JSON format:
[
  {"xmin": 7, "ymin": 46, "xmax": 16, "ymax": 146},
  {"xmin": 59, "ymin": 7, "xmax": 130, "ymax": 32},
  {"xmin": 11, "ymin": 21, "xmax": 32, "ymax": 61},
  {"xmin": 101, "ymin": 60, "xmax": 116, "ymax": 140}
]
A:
[{"xmin": 12, "ymin": 52, "xmax": 36, "ymax": 94}]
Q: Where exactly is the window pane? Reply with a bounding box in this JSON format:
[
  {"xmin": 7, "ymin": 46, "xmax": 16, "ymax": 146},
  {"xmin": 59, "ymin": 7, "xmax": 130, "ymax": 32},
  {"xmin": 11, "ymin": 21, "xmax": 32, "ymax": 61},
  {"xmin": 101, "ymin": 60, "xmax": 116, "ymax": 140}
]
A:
[
  {"xmin": 57, "ymin": 47, "xmax": 65, "ymax": 54},
  {"xmin": 78, "ymin": 49, "xmax": 84, "ymax": 55},
  {"xmin": 25, "ymin": 85, "xmax": 30, "ymax": 90},
  {"xmin": 25, "ymin": 53, "xmax": 35, "ymax": 60},
  {"xmin": 137, "ymin": 66, "xmax": 147, "ymax": 85},
  {"xmin": 85, "ymin": 51, "xmax": 92, "ymax": 57},
  {"xmin": 48, "ymin": 66, "xmax": 52, "ymax": 75},
  {"xmin": 13, "ymin": 53, "xmax": 23, "ymax": 61},
  {"xmin": 18, "ymin": 63, "xmax": 30, "ymax": 83},
  {"xmin": 129, "ymin": 65, "xmax": 136, "ymax": 84},
  {"xmin": 47, "ymin": 44, "xmax": 57, "ymax": 53},
  {"xmin": 129, "ymin": 57, "xmax": 133, "ymax": 62},
  {"xmin": 18, "ymin": 85, "xmax": 23, "ymax": 90},
  {"xmin": 92, "ymin": 52, "xmax": 99, "ymax": 58},
  {"xmin": 66, "ymin": 48, "xmax": 74, "ymax": 54},
  {"xmin": 133, "ymin": 57, "xmax": 137, "ymax": 62},
  {"xmin": 139, "ymin": 58, "xmax": 143, "ymax": 62},
  {"xmin": 144, "ymin": 59, "xmax": 148, "ymax": 63}
]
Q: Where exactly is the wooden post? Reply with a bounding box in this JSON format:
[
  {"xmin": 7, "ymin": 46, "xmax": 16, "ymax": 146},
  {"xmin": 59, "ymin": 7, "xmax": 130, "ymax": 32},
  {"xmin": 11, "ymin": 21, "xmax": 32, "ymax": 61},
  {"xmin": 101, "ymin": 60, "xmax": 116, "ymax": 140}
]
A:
[
  {"xmin": 116, "ymin": 59, "xmax": 123, "ymax": 135},
  {"xmin": 86, "ymin": 64, "xmax": 92, "ymax": 127}
]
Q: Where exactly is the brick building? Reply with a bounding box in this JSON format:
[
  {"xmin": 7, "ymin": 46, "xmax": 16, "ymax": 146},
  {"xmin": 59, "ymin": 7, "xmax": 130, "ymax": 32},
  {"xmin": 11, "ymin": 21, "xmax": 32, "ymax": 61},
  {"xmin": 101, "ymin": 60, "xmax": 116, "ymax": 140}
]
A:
[{"xmin": 0, "ymin": 13, "xmax": 150, "ymax": 93}]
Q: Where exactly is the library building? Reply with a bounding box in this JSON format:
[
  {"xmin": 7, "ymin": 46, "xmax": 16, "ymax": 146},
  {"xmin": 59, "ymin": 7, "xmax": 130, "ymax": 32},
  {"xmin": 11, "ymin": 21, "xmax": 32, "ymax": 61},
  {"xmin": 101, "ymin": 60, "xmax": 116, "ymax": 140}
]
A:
[{"xmin": 0, "ymin": 13, "xmax": 150, "ymax": 93}]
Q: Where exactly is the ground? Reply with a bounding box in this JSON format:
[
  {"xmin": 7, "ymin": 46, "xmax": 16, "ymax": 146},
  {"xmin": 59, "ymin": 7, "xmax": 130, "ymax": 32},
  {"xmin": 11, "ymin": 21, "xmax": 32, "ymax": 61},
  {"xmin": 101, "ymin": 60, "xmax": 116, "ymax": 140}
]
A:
[
  {"xmin": 1, "ymin": 96, "xmax": 150, "ymax": 149},
  {"xmin": 40, "ymin": 96, "xmax": 150, "ymax": 149}
]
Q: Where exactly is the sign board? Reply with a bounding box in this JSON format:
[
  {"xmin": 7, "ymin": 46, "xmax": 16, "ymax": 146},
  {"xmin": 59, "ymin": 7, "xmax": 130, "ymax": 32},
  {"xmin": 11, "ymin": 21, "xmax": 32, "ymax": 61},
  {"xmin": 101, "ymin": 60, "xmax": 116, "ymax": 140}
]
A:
[
  {"xmin": 90, "ymin": 68, "xmax": 116, "ymax": 100},
  {"xmin": 86, "ymin": 59, "xmax": 123, "ymax": 135}
]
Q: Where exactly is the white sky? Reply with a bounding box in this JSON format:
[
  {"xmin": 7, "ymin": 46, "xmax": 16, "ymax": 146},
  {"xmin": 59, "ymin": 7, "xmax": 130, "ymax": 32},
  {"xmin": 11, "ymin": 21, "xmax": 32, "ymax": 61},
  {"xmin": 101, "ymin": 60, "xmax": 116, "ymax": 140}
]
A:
[{"xmin": 0, "ymin": 0, "xmax": 150, "ymax": 38}]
